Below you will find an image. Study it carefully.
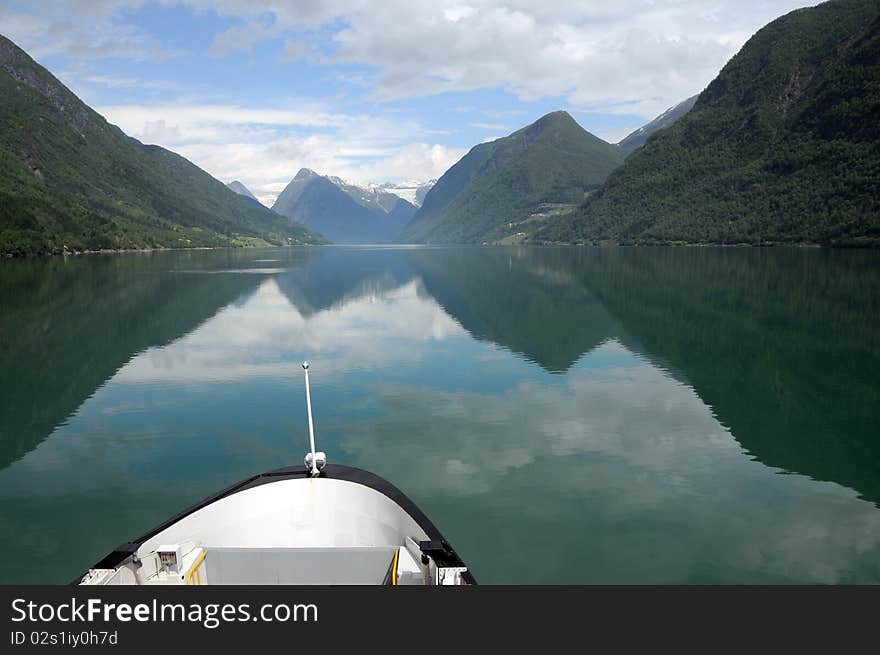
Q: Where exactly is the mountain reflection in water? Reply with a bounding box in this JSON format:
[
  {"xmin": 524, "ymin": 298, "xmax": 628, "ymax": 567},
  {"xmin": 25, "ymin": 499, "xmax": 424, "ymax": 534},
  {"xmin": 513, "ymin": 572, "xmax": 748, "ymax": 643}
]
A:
[{"xmin": 0, "ymin": 246, "xmax": 877, "ymax": 583}]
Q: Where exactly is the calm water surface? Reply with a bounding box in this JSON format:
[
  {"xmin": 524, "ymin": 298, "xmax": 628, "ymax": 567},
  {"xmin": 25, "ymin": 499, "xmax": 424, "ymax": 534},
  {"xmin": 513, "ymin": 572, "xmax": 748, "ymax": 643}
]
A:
[{"xmin": 0, "ymin": 246, "xmax": 878, "ymax": 584}]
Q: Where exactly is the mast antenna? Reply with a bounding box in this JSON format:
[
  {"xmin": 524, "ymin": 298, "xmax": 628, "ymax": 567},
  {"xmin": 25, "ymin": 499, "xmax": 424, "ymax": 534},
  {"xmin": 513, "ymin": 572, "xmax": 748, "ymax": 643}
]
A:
[{"xmin": 302, "ymin": 361, "xmax": 326, "ymax": 477}]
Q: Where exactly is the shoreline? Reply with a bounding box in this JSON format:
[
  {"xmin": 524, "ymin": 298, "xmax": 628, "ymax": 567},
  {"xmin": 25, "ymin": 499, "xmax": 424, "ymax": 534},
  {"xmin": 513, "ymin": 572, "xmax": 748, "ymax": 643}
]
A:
[
  {"xmin": 1, "ymin": 243, "xmax": 327, "ymax": 259},
  {"xmin": 4, "ymin": 240, "xmax": 879, "ymax": 259}
]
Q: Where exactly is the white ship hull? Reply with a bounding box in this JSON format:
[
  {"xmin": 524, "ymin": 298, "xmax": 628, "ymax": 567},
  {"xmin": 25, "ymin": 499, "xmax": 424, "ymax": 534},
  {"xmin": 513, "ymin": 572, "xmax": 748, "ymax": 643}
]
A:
[{"xmin": 78, "ymin": 464, "xmax": 473, "ymax": 586}]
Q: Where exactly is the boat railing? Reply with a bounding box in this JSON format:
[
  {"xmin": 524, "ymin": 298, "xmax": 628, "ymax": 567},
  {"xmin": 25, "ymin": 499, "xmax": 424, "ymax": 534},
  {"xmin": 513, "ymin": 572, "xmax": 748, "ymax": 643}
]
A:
[{"xmin": 186, "ymin": 548, "xmax": 208, "ymax": 585}]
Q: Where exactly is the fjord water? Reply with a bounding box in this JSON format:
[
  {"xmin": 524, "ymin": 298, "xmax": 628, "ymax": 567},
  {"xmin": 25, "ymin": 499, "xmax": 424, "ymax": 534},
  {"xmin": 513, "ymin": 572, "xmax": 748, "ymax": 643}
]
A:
[{"xmin": 1, "ymin": 246, "xmax": 878, "ymax": 584}]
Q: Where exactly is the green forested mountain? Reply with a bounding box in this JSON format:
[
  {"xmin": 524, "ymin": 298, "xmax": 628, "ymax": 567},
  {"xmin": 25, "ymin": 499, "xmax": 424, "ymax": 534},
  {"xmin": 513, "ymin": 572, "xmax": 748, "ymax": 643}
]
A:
[
  {"xmin": 272, "ymin": 168, "xmax": 417, "ymax": 243},
  {"xmin": 0, "ymin": 35, "xmax": 326, "ymax": 255},
  {"xmin": 537, "ymin": 0, "xmax": 880, "ymax": 246},
  {"xmin": 616, "ymin": 95, "xmax": 698, "ymax": 152},
  {"xmin": 402, "ymin": 111, "xmax": 626, "ymax": 244}
]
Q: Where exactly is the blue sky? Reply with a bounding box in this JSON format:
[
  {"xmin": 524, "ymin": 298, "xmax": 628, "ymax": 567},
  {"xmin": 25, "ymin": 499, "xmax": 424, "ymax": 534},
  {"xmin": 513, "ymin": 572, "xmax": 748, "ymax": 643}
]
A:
[{"xmin": 1, "ymin": 0, "xmax": 813, "ymax": 205}]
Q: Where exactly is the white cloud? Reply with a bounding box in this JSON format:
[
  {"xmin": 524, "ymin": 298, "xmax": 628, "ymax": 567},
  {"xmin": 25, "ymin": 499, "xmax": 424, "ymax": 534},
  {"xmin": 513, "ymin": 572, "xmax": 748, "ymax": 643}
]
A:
[
  {"xmin": 95, "ymin": 101, "xmax": 465, "ymax": 201},
  {"xmin": 139, "ymin": 119, "xmax": 183, "ymax": 142},
  {"xmin": 470, "ymin": 122, "xmax": 509, "ymax": 131},
  {"xmin": 0, "ymin": 1, "xmax": 170, "ymax": 61},
  {"xmin": 482, "ymin": 108, "xmax": 525, "ymax": 118},
  {"xmin": 306, "ymin": 0, "xmax": 813, "ymax": 115},
  {"xmin": 2, "ymin": 1, "xmax": 817, "ymax": 196},
  {"xmin": 346, "ymin": 143, "xmax": 466, "ymax": 186},
  {"xmin": 193, "ymin": 1, "xmax": 813, "ymax": 116},
  {"xmin": 4, "ymin": 1, "xmax": 815, "ymax": 116},
  {"xmin": 210, "ymin": 20, "xmax": 283, "ymax": 57},
  {"xmin": 72, "ymin": 74, "xmax": 179, "ymax": 92},
  {"xmin": 97, "ymin": 102, "xmax": 348, "ymax": 135},
  {"xmin": 81, "ymin": 74, "xmax": 139, "ymax": 87}
]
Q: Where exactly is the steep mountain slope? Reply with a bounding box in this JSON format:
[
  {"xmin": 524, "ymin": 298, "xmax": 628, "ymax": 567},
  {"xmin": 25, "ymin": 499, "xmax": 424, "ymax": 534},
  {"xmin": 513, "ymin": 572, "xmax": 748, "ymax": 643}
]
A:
[
  {"xmin": 272, "ymin": 168, "xmax": 417, "ymax": 243},
  {"xmin": 0, "ymin": 35, "xmax": 325, "ymax": 255},
  {"xmin": 272, "ymin": 168, "xmax": 321, "ymax": 212},
  {"xmin": 401, "ymin": 111, "xmax": 626, "ymax": 244},
  {"xmin": 537, "ymin": 0, "xmax": 880, "ymax": 246},
  {"xmin": 617, "ymin": 95, "xmax": 698, "ymax": 152}
]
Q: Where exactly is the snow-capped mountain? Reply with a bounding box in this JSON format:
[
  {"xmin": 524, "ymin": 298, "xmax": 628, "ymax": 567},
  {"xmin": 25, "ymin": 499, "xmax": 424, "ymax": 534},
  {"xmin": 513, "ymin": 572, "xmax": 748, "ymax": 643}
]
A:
[{"xmin": 271, "ymin": 169, "xmax": 427, "ymax": 243}]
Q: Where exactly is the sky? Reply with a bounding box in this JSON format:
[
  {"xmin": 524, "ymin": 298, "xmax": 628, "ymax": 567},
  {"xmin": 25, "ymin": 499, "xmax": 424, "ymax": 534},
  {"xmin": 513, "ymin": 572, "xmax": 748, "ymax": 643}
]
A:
[{"xmin": 2, "ymin": 0, "xmax": 815, "ymax": 206}]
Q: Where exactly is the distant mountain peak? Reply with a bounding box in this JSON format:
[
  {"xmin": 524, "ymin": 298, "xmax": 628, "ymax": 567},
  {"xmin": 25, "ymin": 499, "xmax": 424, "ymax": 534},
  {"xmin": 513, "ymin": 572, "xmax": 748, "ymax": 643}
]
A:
[
  {"xmin": 272, "ymin": 169, "xmax": 418, "ymax": 243},
  {"xmin": 294, "ymin": 168, "xmax": 320, "ymax": 180},
  {"xmin": 226, "ymin": 180, "xmax": 257, "ymax": 200},
  {"xmin": 540, "ymin": 109, "xmax": 574, "ymax": 122},
  {"xmin": 403, "ymin": 111, "xmax": 625, "ymax": 243},
  {"xmin": 506, "ymin": 110, "xmax": 581, "ymax": 145},
  {"xmin": 617, "ymin": 95, "xmax": 698, "ymax": 152}
]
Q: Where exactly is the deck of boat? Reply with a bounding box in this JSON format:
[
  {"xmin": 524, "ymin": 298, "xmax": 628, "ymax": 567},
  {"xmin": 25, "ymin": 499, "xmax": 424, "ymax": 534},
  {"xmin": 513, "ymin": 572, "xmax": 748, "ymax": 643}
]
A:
[{"xmin": 78, "ymin": 464, "xmax": 473, "ymax": 586}]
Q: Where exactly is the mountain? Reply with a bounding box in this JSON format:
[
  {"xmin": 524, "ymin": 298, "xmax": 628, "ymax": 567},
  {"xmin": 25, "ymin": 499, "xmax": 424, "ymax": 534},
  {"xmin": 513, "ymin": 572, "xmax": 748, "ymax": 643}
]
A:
[
  {"xmin": 272, "ymin": 168, "xmax": 417, "ymax": 243},
  {"xmin": 617, "ymin": 95, "xmax": 698, "ymax": 152},
  {"xmin": 536, "ymin": 0, "xmax": 880, "ymax": 247},
  {"xmin": 401, "ymin": 111, "xmax": 626, "ymax": 244},
  {"xmin": 225, "ymin": 180, "xmax": 266, "ymax": 209},
  {"xmin": 327, "ymin": 175, "xmax": 409, "ymax": 214},
  {"xmin": 226, "ymin": 180, "xmax": 257, "ymax": 200},
  {"xmin": 0, "ymin": 35, "xmax": 326, "ymax": 255}
]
